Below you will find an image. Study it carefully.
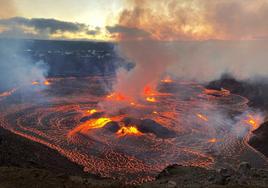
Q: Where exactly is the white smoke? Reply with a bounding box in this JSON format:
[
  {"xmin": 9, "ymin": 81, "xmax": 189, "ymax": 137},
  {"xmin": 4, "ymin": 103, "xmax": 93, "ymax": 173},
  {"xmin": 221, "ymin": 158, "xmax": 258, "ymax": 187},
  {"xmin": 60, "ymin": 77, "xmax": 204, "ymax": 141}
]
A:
[
  {"xmin": 0, "ymin": 39, "xmax": 48, "ymax": 92},
  {"xmin": 168, "ymin": 40, "xmax": 268, "ymax": 83}
]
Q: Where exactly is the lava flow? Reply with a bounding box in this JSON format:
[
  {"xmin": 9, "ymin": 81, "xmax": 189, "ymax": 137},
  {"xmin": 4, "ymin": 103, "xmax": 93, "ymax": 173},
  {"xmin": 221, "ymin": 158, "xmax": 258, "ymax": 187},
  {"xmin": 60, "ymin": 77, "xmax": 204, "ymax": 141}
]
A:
[
  {"xmin": 0, "ymin": 76, "xmax": 266, "ymax": 184},
  {"xmin": 32, "ymin": 79, "xmax": 51, "ymax": 86},
  {"xmin": 245, "ymin": 114, "xmax": 262, "ymax": 130},
  {"xmin": 116, "ymin": 126, "xmax": 142, "ymax": 137},
  {"xmin": 161, "ymin": 75, "xmax": 173, "ymax": 83},
  {"xmin": 0, "ymin": 88, "xmax": 17, "ymax": 100}
]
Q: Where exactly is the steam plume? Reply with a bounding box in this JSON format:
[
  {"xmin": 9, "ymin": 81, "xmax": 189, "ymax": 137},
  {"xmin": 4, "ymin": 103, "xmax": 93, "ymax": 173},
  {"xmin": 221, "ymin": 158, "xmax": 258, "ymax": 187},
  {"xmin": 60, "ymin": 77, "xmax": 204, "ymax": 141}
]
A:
[
  {"xmin": 118, "ymin": 0, "xmax": 268, "ymax": 40},
  {"xmin": 0, "ymin": 40, "xmax": 48, "ymax": 92},
  {"xmin": 0, "ymin": 0, "xmax": 16, "ymax": 19},
  {"xmin": 0, "ymin": 1, "xmax": 48, "ymax": 92},
  {"xmin": 109, "ymin": 0, "xmax": 268, "ymax": 98},
  {"xmin": 114, "ymin": 41, "xmax": 178, "ymax": 97}
]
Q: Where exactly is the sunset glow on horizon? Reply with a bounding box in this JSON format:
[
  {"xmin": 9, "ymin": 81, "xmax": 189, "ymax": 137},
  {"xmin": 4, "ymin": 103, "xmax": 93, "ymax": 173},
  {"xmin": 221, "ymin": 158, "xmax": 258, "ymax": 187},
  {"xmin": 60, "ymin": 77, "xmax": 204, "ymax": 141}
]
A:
[{"xmin": 0, "ymin": 0, "xmax": 268, "ymax": 41}]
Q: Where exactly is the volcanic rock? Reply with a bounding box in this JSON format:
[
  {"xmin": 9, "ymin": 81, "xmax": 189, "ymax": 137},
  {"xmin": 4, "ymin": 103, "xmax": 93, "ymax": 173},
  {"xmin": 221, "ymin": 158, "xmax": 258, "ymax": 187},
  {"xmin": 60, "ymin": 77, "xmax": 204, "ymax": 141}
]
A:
[
  {"xmin": 217, "ymin": 168, "xmax": 232, "ymax": 178},
  {"xmin": 103, "ymin": 121, "xmax": 120, "ymax": 133},
  {"xmin": 121, "ymin": 117, "xmax": 176, "ymax": 138},
  {"xmin": 207, "ymin": 74, "xmax": 268, "ymax": 109},
  {"xmin": 69, "ymin": 175, "xmax": 85, "ymax": 183},
  {"xmin": 157, "ymin": 164, "xmax": 182, "ymax": 179},
  {"xmin": 215, "ymin": 168, "xmax": 232, "ymax": 185},
  {"xmin": 249, "ymin": 121, "xmax": 268, "ymax": 157},
  {"xmin": 0, "ymin": 127, "xmax": 86, "ymax": 176},
  {"xmin": 158, "ymin": 82, "xmax": 179, "ymax": 93},
  {"xmin": 167, "ymin": 180, "xmax": 177, "ymax": 188},
  {"xmin": 238, "ymin": 162, "xmax": 251, "ymax": 175},
  {"xmin": 0, "ymin": 166, "xmax": 125, "ymax": 188},
  {"xmin": 0, "ymin": 127, "xmax": 128, "ymax": 188},
  {"xmin": 139, "ymin": 119, "xmax": 176, "ymax": 139},
  {"xmin": 141, "ymin": 162, "xmax": 268, "ymax": 188},
  {"xmin": 122, "ymin": 117, "xmax": 142, "ymax": 126},
  {"xmin": 80, "ymin": 112, "xmax": 105, "ymax": 122}
]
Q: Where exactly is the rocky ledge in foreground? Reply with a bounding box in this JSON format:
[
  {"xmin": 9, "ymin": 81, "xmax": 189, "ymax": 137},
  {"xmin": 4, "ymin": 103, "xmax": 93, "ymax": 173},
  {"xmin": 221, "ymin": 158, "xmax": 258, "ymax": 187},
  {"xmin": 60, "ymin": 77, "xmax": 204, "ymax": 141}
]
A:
[
  {"xmin": 0, "ymin": 127, "xmax": 125, "ymax": 188},
  {"xmin": 0, "ymin": 167, "xmax": 125, "ymax": 188},
  {"xmin": 140, "ymin": 162, "xmax": 268, "ymax": 188},
  {"xmin": 0, "ymin": 127, "xmax": 85, "ymax": 176},
  {"xmin": 2, "ymin": 162, "xmax": 268, "ymax": 188}
]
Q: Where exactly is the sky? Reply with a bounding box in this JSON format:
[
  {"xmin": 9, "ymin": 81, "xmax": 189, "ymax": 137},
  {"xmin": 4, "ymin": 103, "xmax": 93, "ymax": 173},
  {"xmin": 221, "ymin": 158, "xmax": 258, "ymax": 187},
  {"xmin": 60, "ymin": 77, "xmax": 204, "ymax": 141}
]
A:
[
  {"xmin": 0, "ymin": 0, "xmax": 268, "ymax": 41},
  {"xmin": 14, "ymin": 0, "xmax": 124, "ymax": 27},
  {"xmin": 0, "ymin": 0, "xmax": 126, "ymax": 41}
]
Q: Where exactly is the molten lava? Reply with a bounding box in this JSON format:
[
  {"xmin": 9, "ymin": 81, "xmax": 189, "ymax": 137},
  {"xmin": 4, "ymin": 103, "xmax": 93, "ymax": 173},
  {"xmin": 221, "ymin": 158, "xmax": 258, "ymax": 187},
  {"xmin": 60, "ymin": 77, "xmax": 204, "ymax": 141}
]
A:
[
  {"xmin": 0, "ymin": 88, "xmax": 17, "ymax": 98},
  {"xmin": 87, "ymin": 109, "xmax": 97, "ymax": 114},
  {"xmin": 144, "ymin": 85, "xmax": 157, "ymax": 96},
  {"xmin": 161, "ymin": 76, "xmax": 173, "ymax": 83},
  {"xmin": 106, "ymin": 92, "xmax": 127, "ymax": 101},
  {"xmin": 204, "ymin": 88, "xmax": 230, "ymax": 97},
  {"xmin": 146, "ymin": 97, "xmax": 156, "ymax": 103},
  {"xmin": 197, "ymin": 113, "xmax": 209, "ymax": 122},
  {"xmin": 90, "ymin": 118, "xmax": 112, "ymax": 129},
  {"xmin": 68, "ymin": 117, "xmax": 112, "ymax": 137},
  {"xmin": 116, "ymin": 126, "xmax": 142, "ymax": 137},
  {"xmin": 43, "ymin": 80, "xmax": 51, "ymax": 86},
  {"xmin": 106, "ymin": 85, "xmax": 160, "ymax": 106},
  {"xmin": 245, "ymin": 114, "xmax": 260, "ymax": 130},
  {"xmin": 32, "ymin": 81, "xmax": 39, "ymax": 85},
  {"xmin": 208, "ymin": 138, "xmax": 217, "ymax": 143},
  {"xmin": 32, "ymin": 80, "xmax": 51, "ymax": 86},
  {"xmin": 143, "ymin": 84, "xmax": 170, "ymax": 101}
]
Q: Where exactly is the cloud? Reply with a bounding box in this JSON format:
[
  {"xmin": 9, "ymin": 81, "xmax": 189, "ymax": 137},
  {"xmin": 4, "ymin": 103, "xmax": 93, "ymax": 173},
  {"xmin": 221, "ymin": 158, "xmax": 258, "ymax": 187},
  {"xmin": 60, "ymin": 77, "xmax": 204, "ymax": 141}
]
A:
[
  {"xmin": 106, "ymin": 25, "xmax": 150, "ymax": 40},
  {"xmin": 14, "ymin": 17, "xmax": 84, "ymax": 33},
  {"xmin": 0, "ymin": 17, "xmax": 101, "ymax": 40},
  {"xmin": 87, "ymin": 27, "xmax": 101, "ymax": 35}
]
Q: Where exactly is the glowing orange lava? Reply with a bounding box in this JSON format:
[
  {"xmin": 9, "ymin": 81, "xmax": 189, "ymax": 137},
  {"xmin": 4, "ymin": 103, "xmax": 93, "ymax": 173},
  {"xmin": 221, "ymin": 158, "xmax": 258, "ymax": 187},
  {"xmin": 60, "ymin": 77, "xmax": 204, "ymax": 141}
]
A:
[
  {"xmin": 32, "ymin": 80, "xmax": 51, "ymax": 86},
  {"xmin": 146, "ymin": 97, "xmax": 156, "ymax": 103},
  {"xmin": 144, "ymin": 85, "xmax": 157, "ymax": 96},
  {"xmin": 43, "ymin": 80, "xmax": 51, "ymax": 85},
  {"xmin": 161, "ymin": 76, "xmax": 173, "ymax": 83},
  {"xmin": 106, "ymin": 92, "xmax": 126, "ymax": 101},
  {"xmin": 87, "ymin": 109, "xmax": 97, "ymax": 114},
  {"xmin": 208, "ymin": 138, "xmax": 217, "ymax": 143},
  {"xmin": 32, "ymin": 81, "xmax": 39, "ymax": 85},
  {"xmin": 89, "ymin": 118, "xmax": 112, "ymax": 129},
  {"xmin": 204, "ymin": 88, "xmax": 230, "ymax": 97},
  {"xmin": 68, "ymin": 117, "xmax": 112, "ymax": 137},
  {"xmin": 196, "ymin": 113, "xmax": 209, "ymax": 122},
  {"xmin": 245, "ymin": 115, "xmax": 260, "ymax": 130},
  {"xmin": 0, "ymin": 88, "xmax": 16, "ymax": 98},
  {"xmin": 116, "ymin": 126, "xmax": 142, "ymax": 137}
]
